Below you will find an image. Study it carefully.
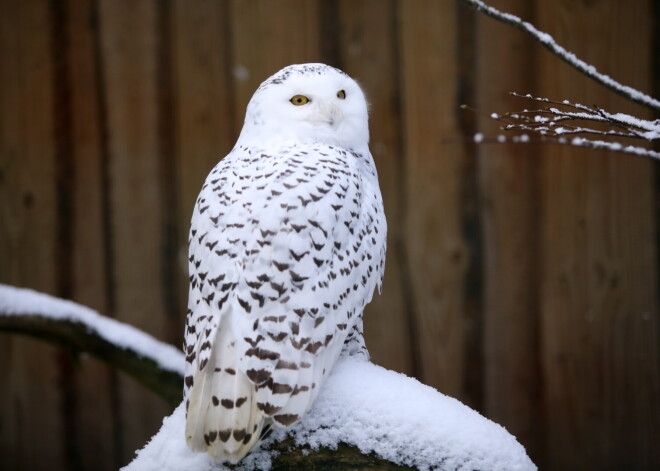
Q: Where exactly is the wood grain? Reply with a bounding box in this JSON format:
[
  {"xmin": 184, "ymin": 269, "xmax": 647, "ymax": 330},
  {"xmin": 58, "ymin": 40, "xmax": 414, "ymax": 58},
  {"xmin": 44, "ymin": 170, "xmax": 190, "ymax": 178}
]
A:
[
  {"xmin": 170, "ymin": 0, "xmax": 237, "ymax": 341},
  {"xmin": 475, "ymin": 0, "xmax": 541, "ymax": 462},
  {"xmin": 398, "ymin": 0, "xmax": 471, "ymax": 400},
  {"xmin": 0, "ymin": 1, "xmax": 657, "ymax": 469},
  {"xmin": 337, "ymin": 0, "xmax": 413, "ymax": 375},
  {"xmin": 536, "ymin": 0, "xmax": 659, "ymax": 469},
  {"xmin": 97, "ymin": 0, "xmax": 171, "ymax": 462},
  {"xmin": 229, "ymin": 0, "xmax": 322, "ymax": 126},
  {"xmin": 0, "ymin": 1, "xmax": 64, "ymax": 469},
  {"xmin": 65, "ymin": 0, "xmax": 117, "ymax": 468}
]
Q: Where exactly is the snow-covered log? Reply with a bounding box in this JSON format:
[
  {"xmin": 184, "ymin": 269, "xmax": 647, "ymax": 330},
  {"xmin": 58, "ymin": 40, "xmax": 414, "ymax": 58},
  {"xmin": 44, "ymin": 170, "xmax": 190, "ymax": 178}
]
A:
[
  {"xmin": 126, "ymin": 358, "xmax": 536, "ymax": 471},
  {"xmin": 0, "ymin": 284, "xmax": 536, "ymax": 470}
]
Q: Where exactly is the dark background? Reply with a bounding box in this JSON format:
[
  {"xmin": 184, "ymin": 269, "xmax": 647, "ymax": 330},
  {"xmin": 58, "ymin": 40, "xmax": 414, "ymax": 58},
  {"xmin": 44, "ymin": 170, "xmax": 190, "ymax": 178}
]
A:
[{"xmin": 0, "ymin": 0, "xmax": 658, "ymax": 470}]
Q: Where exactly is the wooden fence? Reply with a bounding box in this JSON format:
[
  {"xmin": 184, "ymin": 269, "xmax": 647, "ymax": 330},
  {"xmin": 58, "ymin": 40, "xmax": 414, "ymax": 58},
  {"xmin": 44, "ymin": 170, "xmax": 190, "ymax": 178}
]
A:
[{"xmin": 0, "ymin": 0, "xmax": 657, "ymax": 470}]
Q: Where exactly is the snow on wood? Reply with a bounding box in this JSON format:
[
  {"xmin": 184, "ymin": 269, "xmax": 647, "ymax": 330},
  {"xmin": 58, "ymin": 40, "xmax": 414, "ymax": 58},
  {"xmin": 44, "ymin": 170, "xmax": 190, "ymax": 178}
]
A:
[
  {"xmin": 126, "ymin": 358, "xmax": 536, "ymax": 471},
  {"xmin": 0, "ymin": 283, "xmax": 184, "ymax": 375},
  {"xmin": 0, "ymin": 284, "xmax": 536, "ymax": 470}
]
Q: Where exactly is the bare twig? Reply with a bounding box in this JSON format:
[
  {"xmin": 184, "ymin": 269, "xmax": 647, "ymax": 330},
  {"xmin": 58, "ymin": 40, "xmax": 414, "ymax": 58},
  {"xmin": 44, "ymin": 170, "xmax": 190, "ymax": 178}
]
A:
[
  {"xmin": 485, "ymin": 94, "xmax": 660, "ymax": 159},
  {"xmin": 562, "ymin": 137, "xmax": 660, "ymax": 158},
  {"xmin": 506, "ymin": 93, "xmax": 660, "ymax": 139},
  {"xmin": 458, "ymin": 0, "xmax": 660, "ymax": 112}
]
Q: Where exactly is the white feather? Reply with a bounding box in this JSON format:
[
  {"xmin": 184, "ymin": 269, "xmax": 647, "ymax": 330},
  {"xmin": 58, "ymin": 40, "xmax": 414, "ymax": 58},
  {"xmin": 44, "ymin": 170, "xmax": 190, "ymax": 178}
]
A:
[{"xmin": 183, "ymin": 63, "xmax": 387, "ymax": 463}]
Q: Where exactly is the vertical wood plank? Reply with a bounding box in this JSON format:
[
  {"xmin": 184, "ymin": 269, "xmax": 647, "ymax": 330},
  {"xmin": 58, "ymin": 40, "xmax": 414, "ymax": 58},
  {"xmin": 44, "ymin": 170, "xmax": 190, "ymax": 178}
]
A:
[
  {"xmin": 171, "ymin": 0, "xmax": 236, "ymax": 337},
  {"xmin": 155, "ymin": 0, "xmax": 182, "ymax": 350},
  {"xmin": 337, "ymin": 0, "xmax": 413, "ymax": 375},
  {"xmin": 66, "ymin": 0, "xmax": 117, "ymax": 468},
  {"xmin": 398, "ymin": 0, "xmax": 470, "ymax": 399},
  {"xmin": 230, "ymin": 0, "xmax": 322, "ymax": 128},
  {"xmin": 537, "ymin": 0, "xmax": 659, "ymax": 469},
  {"xmin": 97, "ymin": 0, "xmax": 171, "ymax": 463},
  {"xmin": 475, "ymin": 0, "xmax": 541, "ymax": 463},
  {"xmin": 0, "ymin": 0, "xmax": 65, "ymax": 470},
  {"xmin": 0, "ymin": 2, "xmax": 657, "ymax": 470}
]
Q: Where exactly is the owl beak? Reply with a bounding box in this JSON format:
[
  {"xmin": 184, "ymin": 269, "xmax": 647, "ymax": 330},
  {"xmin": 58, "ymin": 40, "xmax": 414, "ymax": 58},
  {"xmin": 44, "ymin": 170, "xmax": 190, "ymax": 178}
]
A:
[{"xmin": 316, "ymin": 101, "xmax": 342, "ymax": 128}]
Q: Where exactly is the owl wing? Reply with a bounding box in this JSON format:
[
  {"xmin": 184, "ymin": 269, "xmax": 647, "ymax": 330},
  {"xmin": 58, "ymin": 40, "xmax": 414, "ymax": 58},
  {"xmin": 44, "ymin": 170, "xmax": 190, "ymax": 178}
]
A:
[
  {"xmin": 184, "ymin": 152, "xmax": 258, "ymax": 462},
  {"xmin": 184, "ymin": 142, "xmax": 386, "ymax": 462}
]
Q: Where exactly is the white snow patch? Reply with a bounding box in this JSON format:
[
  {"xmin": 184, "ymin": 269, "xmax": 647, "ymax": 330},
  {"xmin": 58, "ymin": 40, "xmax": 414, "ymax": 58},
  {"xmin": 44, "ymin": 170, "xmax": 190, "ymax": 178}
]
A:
[
  {"xmin": 571, "ymin": 137, "xmax": 585, "ymax": 146},
  {"xmin": 567, "ymin": 137, "xmax": 658, "ymax": 157},
  {"xmin": 2, "ymin": 284, "xmax": 535, "ymax": 470},
  {"xmin": 607, "ymin": 112, "xmax": 660, "ymax": 140},
  {"xmin": 123, "ymin": 402, "xmax": 277, "ymax": 471},
  {"xmin": 126, "ymin": 358, "xmax": 536, "ymax": 471},
  {"xmin": 0, "ymin": 284, "xmax": 184, "ymax": 375},
  {"xmin": 473, "ymin": 132, "xmax": 484, "ymax": 143}
]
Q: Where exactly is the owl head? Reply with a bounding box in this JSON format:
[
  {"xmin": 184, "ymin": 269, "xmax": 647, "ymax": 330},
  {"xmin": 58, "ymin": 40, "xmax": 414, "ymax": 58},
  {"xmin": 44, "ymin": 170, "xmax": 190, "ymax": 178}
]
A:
[{"xmin": 238, "ymin": 63, "xmax": 369, "ymax": 149}]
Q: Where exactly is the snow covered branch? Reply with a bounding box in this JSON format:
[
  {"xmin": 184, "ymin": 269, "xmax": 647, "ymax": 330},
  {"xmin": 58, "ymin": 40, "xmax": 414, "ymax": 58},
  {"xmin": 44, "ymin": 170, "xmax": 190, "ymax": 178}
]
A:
[
  {"xmin": 126, "ymin": 358, "xmax": 536, "ymax": 471},
  {"xmin": 490, "ymin": 93, "xmax": 660, "ymax": 159},
  {"xmin": 458, "ymin": 0, "xmax": 660, "ymax": 112},
  {"xmin": 0, "ymin": 284, "xmax": 536, "ymax": 470},
  {"xmin": 0, "ymin": 284, "xmax": 184, "ymax": 407}
]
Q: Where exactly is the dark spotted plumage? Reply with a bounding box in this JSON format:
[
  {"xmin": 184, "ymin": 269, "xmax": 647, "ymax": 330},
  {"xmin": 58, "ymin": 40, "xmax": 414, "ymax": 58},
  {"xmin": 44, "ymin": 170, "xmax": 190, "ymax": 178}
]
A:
[{"xmin": 183, "ymin": 63, "xmax": 386, "ymax": 463}]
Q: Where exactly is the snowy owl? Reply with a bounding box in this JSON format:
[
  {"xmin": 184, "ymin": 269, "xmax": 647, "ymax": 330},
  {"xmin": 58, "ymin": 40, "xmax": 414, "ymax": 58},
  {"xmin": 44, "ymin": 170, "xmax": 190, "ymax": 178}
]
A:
[{"xmin": 183, "ymin": 63, "xmax": 387, "ymax": 463}]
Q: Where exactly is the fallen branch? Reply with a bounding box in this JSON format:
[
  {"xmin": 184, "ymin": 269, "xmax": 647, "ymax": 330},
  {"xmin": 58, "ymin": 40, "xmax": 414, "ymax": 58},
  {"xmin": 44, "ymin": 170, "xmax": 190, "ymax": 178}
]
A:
[
  {"xmin": 0, "ymin": 285, "xmax": 415, "ymax": 469},
  {"xmin": 0, "ymin": 312, "xmax": 183, "ymax": 407},
  {"xmin": 126, "ymin": 359, "xmax": 536, "ymax": 471},
  {"xmin": 0, "ymin": 284, "xmax": 184, "ymax": 407},
  {"xmin": 0, "ymin": 285, "xmax": 535, "ymax": 470}
]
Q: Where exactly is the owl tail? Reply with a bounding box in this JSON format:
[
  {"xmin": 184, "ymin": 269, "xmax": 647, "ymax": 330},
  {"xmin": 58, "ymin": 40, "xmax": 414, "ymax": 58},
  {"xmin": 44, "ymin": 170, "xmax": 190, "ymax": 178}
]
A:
[{"xmin": 185, "ymin": 312, "xmax": 267, "ymax": 463}]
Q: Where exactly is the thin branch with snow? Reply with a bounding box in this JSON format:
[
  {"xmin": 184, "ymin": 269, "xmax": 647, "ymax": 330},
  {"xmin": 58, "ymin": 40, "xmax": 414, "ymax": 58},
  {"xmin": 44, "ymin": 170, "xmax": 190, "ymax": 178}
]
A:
[
  {"xmin": 458, "ymin": 0, "xmax": 660, "ymax": 112},
  {"xmin": 490, "ymin": 93, "xmax": 660, "ymax": 159}
]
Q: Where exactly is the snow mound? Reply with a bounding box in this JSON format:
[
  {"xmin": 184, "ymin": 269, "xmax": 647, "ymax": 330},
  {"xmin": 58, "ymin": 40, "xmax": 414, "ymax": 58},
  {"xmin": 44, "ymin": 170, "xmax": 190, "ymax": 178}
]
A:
[
  {"xmin": 0, "ymin": 283, "xmax": 534, "ymax": 470},
  {"xmin": 126, "ymin": 357, "xmax": 536, "ymax": 471},
  {"xmin": 0, "ymin": 284, "xmax": 184, "ymax": 375}
]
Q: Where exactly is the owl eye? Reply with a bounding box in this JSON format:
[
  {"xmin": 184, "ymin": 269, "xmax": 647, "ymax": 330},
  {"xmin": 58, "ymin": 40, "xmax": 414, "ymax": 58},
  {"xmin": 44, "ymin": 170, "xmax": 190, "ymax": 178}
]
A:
[
  {"xmin": 290, "ymin": 95, "xmax": 310, "ymax": 106},
  {"xmin": 337, "ymin": 90, "xmax": 346, "ymax": 99}
]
